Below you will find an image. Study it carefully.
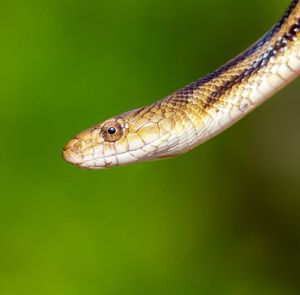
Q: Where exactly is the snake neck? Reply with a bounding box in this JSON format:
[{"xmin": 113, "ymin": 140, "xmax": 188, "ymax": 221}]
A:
[
  {"xmin": 174, "ymin": 0, "xmax": 300, "ymax": 102},
  {"xmin": 158, "ymin": 0, "xmax": 300, "ymax": 151}
]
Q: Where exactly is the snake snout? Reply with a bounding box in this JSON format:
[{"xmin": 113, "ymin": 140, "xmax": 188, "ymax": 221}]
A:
[{"xmin": 63, "ymin": 138, "xmax": 85, "ymax": 165}]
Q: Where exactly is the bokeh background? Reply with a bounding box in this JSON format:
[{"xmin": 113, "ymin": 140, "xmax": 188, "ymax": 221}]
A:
[{"xmin": 1, "ymin": 0, "xmax": 300, "ymax": 294}]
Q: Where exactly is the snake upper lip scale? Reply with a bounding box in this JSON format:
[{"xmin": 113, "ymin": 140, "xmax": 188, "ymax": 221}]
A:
[{"xmin": 63, "ymin": 0, "xmax": 300, "ymax": 169}]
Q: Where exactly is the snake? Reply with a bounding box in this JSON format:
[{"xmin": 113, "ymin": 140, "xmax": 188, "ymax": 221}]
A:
[{"xmin": 63, "ymin": 0, "xmax": 300, "ymax": 169}]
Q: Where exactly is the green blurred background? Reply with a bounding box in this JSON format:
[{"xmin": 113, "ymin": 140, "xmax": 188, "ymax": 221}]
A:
[{"xmin": 1, "ymin": 0, "xmax": 300, "ymax": 294}]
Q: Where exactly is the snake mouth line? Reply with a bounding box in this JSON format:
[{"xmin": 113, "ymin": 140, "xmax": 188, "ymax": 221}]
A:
[
  {"xmin": 64, "ymin": 129, "xmax": 174, "ymax": 168},
  {"xmin": 71, "ymin": 148, "xmax": 144, "ymax": 169}
]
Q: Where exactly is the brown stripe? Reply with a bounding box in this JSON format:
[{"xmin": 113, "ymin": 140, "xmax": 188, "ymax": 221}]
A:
[
  {"xmin": 202, "ymin": 2, "xmax": 300, "ymax": 108},
  {"xmin": 169, "ymin": 0, "xmax": 300, "ymax": 110}
]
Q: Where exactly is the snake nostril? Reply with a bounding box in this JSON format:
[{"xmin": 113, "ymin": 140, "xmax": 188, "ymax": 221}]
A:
[
  {"xmin": 63, "ymin": 138, "xmax": 79, "ymax": 151},
  {"xmin": 71, "ymin": 142, "xmax": 81, "ymax": 153},
  {"xmin": 62, "ymin": 138, "xmax": 87, "ymax": 165}
]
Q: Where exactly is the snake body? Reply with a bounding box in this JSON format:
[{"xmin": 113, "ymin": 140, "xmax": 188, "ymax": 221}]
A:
[{"xmin": 63, "ymin": 0, "xmax": 300, "ymax": 169}]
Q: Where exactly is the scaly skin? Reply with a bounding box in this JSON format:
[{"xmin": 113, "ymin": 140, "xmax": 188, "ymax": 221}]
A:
[{"xmin": 63, "ymin": 0, "xmax": 300, "ymax": 169}]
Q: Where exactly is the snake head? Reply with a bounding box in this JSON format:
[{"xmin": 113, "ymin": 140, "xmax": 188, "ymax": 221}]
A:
[{"xmin": 63, "ymin": 105, "xmax": 177, "ymax": 169}]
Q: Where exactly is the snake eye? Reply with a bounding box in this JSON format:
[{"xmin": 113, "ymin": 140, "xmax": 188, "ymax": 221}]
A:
[
  {"xmin": 108, "ymin": 127, "xmax": 116, "ymax": 134},
  {"xmin": 101, "ymin": 121, "xmax": 123, "ymax": 142}
]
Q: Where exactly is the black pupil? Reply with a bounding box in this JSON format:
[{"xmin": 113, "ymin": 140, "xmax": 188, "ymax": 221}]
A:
[{"xmin": 108, "ymin": 127, "xmax": 116, "ymax": 135}]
